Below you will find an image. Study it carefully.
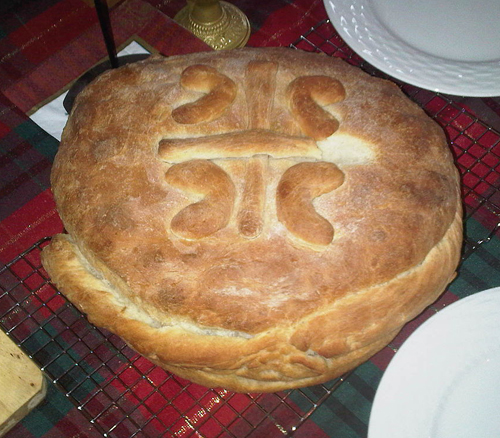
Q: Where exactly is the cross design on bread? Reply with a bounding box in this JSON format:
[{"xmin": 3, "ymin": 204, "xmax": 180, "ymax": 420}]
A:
[{"xmin": 160, "ymin": 61, "xmax": 347, "ymax": 247}]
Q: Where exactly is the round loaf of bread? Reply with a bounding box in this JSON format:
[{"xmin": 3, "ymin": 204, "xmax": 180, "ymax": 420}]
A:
[{"xmin": 42, "ymin": 47, "xmax": 463, "ymax": 392}]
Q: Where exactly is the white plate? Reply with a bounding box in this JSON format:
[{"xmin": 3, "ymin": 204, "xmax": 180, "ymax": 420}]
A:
[
  {"xmin": 368, "ymin": 287, "xmax": 500, "ymax": 438},
  {"xmin": 323, "ymin": 0, "xmax": 500, "ymax": 96}
]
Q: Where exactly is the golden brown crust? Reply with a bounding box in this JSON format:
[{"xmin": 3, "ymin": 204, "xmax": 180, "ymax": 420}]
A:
[
  {"xmin": 42, "ymin": 211, "xmax": 461, "ymax": 392},
  {"xmin": 42, "ymin": 47, "xmax": 462, "ymax": 392}
]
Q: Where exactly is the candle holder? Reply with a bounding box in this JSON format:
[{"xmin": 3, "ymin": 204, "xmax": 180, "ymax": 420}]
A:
[{"xmin": 174, "ymin": 0, "xmax": 251, "ymax": 50}]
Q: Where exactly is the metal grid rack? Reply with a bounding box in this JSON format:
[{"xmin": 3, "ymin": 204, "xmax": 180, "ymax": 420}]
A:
[
  {"xmin": 0, "ymin": 236, "xmax": 350, "ymax": 437},
  {"xmin": 1, "ymin": 19, "xmax": 500, "ymax": 438}
]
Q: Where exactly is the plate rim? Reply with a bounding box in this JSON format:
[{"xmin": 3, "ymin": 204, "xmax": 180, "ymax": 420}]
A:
[
  {"xmin": 323, "ymin": 0, "xmax": 500, "ymax": 97},
  {"xmin": 367, "ymin": 286, "xmax": 500, "ymax": 438}
]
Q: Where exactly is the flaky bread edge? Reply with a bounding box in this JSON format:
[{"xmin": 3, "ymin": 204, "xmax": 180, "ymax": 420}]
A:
[{"xmin": 41, "ymin": 208, "xmax": 462, "ymax": 393}]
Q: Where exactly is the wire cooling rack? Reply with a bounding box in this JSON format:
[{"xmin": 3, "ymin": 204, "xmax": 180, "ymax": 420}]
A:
[
  {"xmin": 1, "ymin": 18, "xmax": 500, "ymax": 438},
  {"xmin": 0, "ymin": 236, "xmax": 351, "ymax": 438}
]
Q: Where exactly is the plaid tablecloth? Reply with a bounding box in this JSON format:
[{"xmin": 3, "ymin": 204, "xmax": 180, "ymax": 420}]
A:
[{"xmin": 1, "ymin": 1, "xmax": 500, "ymax": 437}]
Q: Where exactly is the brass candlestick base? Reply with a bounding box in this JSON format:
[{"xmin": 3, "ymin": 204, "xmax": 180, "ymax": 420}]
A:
[{"xmin": 174, "ymin": 0, "xmax": 251, "ymax": 50}]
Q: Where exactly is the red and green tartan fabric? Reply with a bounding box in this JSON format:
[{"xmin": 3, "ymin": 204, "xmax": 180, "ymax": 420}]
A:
[{"xmin": 1, "ymin": 1, "xmax": 500, "ymax": 437}]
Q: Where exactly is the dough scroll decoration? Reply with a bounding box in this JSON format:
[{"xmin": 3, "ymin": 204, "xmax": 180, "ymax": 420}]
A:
[
  {"xmin": 287, "ymin": 75, "xmax": 346, "ymax": 140},
  {"xmin": 164, "ymin": 63, "xmax": 348, "ymax": 246},
  {"xmin": 277, "ymin": 162, "xmax": 345, "ymax": 246},
  {"xmin": 164, "ymin": 160, "xmax": 236, "ymax": 239},
  {"xmin": 172, "ymin": 64, "xmax": 237, "ymax": 124}
]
